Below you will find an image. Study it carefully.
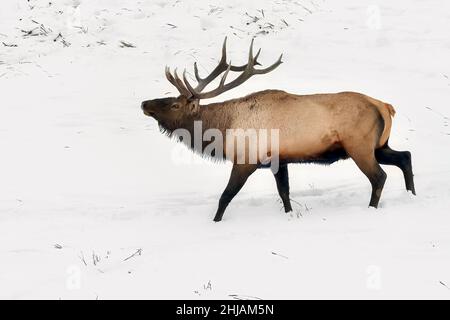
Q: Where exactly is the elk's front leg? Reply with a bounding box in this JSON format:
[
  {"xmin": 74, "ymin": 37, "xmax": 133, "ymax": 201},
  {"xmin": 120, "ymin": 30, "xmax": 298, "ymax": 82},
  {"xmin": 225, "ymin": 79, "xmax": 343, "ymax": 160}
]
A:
[
  {"xmin": 273, "ymin": 164, "xmax": 293, "ymax": 213},
  {"xmin": 213, "ymin": 164, "xmax": 258, "ymax": 222}
]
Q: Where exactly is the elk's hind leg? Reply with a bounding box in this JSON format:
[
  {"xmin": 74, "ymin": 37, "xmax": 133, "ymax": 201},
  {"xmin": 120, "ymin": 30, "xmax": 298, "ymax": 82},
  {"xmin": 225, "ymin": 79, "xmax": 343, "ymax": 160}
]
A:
[
  {"xmin": 346, "ymin": 146, "xmax": 387, "ymax": 208},
  {"xmin": 273, "ymin": 164, "xmax": 293, "ymax": 213},
  {"xmin": 375, "ymin": 146, "xmax": 416, "ymax": 195},
  {"xmin": 213, "ymin": 164, "xmax": 258, "ymax": 222}
]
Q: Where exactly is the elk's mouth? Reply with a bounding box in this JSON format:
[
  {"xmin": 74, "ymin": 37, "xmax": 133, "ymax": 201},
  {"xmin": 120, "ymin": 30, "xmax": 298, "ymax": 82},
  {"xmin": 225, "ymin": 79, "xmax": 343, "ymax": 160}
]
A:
[{"xmin": 144, "ymin": 110, "xmax": 155, "ymax": 117}]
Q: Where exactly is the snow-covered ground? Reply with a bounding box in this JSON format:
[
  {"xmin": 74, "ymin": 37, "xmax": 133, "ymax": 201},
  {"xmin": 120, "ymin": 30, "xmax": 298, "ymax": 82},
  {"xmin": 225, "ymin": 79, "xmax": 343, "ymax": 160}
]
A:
[{"xmin": 1, "ymin": 0, "xmax": 450, "ymax": 299}]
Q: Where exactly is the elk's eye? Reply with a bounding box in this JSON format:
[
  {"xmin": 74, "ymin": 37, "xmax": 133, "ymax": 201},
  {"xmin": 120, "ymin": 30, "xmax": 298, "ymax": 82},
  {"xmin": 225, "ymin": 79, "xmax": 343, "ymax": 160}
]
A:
[{"xmin": 171, "ymin": 103, "xmax": 181, "ymax": 110}]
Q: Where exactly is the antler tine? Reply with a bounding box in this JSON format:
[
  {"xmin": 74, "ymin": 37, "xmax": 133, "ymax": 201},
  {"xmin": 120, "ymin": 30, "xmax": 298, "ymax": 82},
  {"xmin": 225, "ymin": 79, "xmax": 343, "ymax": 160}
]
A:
[
  {"xmin": 165, "ymin": 66, "xmax": 175, "ymax": 84},
  {"xmin": 253, "ymin": 53, "xmax": 283, "ymax": 74},
  {"xmin": 219, "ymin": 62, "xmax": 232, "ymax": 87},
  {"xmin": 221, "ymin": 36, "xmax": 228, "ymax": 64},
  {"xmin": 248, "ymin": 38, "xmax": 255, "ymax": 67},
  {"xmin": 193, "ymin": 62, "xmax": 201, "ymax": 82},
  {"xmin": 174, "ymin": 68, "xmax": 193, "ymax": 97},
  {"xmin": 254, "ymin": 48, "xmax": 261, "ymax": 66},
  {"xmin": 165, "ymin": 66, "xmax": 192, "ymax": 97},
  {"xmin": 182, "ymin": 69, "xmax": 197, "ymax": 96},
  {"xmin": 165, "ymin": 66, "xmax": 183, "ymax": 95}
]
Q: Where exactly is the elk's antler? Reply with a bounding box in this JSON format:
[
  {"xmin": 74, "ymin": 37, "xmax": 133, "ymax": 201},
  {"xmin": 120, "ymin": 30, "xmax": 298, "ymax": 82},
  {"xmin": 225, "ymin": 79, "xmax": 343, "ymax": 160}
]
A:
[
  {"xmin": 164, "ymin": 37, "xmax": 283, "ymax": 99},
  {"xmin": 165, "ymin": 66, "xmax": 192, "ymax": 97}
]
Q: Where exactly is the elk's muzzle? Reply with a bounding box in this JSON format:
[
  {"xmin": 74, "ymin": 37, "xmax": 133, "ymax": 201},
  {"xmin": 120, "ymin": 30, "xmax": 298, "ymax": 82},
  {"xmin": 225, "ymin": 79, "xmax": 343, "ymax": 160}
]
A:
[{"xmin": 141, "ymin": 101, "xmax": 155, "ymax": 117}]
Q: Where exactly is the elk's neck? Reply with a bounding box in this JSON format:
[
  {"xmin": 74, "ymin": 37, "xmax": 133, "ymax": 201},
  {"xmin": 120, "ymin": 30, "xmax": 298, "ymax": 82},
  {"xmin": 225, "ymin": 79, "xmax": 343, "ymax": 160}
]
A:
[
  {"xmin": 159, "ymin": 102, "xmax": 234, "ymax": 138},
  {"xmin": 196, "ymin": 102, "xmax": 234, "ymax": 133}
]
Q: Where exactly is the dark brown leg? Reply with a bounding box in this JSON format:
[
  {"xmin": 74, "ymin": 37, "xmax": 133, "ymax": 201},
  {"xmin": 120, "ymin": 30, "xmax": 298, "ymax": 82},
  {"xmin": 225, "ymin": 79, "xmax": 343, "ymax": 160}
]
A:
[
  {"xmin": 347, "ymin": 149, "xmax": 387, "ymax": 208},
  {"xmin": 367, "ymin": 164, "xmax": 387, "ymax": 208},
  {"xmin": 375, "ymin": 146, "xmax": 416, "ymax": 195},
  {"xmin": 273, "ymin": 164, "xmax": 293, "ymax": 212},
  {"xmin": 213, "ymin": 164, "xmax": 258, "ymax": 222}
]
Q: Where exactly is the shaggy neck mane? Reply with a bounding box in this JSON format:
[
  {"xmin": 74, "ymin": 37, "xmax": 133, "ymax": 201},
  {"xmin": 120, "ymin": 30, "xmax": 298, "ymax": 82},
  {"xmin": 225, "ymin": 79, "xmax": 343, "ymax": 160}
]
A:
[{"xmin": 156, "ymin": 99, "xmax": 239, "ymax": 163}]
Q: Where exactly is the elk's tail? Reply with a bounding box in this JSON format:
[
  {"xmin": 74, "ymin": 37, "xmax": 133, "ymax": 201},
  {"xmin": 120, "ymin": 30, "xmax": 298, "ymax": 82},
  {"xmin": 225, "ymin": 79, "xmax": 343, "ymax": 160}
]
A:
[
  {"xmin": 375, "ymin": 102, "xmax": 396, "ymax": 148},
  {"xmin": 385, "ymin": 103, "xmax": 396, "ymax": 117},
  {"xmin": 363, "ymin": 95, "xmax": 396, "ymax": 148}
]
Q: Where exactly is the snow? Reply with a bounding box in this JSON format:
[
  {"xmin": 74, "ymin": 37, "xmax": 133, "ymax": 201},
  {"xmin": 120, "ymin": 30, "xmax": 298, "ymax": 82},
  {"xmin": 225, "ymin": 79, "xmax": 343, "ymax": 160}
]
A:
[{"xmin": 1, "ymin": 0, "xmax": 450, "ymax": 299}]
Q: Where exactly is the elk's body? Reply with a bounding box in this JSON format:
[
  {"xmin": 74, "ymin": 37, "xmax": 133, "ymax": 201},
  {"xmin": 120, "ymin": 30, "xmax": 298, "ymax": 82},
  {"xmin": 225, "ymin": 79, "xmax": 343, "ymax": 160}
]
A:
[
  {"xmin": 197, "ymin": 90, "xmax": 394, "ymax": 163},
  {"xmin": 141, "ymin": 38, "xmax": 415, "ymax": 222}
]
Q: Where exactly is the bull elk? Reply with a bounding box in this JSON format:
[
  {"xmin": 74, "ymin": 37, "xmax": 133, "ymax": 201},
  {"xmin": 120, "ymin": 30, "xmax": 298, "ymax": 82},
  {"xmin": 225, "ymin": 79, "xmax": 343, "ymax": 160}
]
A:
[{"xmin": 141, "ymin": 37, "xmax": 415, "ymax": 222}]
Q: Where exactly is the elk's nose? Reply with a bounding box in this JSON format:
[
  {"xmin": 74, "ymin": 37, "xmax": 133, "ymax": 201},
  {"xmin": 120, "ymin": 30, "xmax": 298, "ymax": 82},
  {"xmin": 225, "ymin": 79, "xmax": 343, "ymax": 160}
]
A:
[{"xmin": 141, "ymin": 101, "xmax": 155, "ymax": 117}]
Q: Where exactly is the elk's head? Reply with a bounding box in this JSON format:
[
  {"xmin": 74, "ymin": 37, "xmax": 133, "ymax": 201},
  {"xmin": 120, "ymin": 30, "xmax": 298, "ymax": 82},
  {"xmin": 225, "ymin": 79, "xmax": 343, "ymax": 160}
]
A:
[
  {"xmin": 141, "ymin": 37, "xmax": 283, "ymax": 126},
  {"xmin": 141, "ymin": 95, "xmax": 199, "ymax": 126}
]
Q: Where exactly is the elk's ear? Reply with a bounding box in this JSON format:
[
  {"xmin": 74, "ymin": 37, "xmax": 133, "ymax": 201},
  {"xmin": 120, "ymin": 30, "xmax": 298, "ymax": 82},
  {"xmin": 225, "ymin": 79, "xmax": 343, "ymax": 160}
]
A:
[{"xmin": 188, "ymin": 99, "xmax": 200, "ymax": 114}]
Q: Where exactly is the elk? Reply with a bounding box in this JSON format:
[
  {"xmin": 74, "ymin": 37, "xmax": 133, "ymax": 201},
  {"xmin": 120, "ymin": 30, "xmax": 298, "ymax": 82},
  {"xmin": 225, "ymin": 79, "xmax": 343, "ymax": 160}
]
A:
[{"xmin": 141, "ymin": 38, "xmax": 415, "ymax": 222}]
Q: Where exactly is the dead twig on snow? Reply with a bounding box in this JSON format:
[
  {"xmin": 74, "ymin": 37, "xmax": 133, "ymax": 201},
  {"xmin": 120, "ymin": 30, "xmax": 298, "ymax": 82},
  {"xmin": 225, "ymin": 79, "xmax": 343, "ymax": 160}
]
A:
[
  {"xmin": 271, "ymin": 251, "xmax": 289, "ymax": 259},
  {"xmin": 119, "ymin": 40, "xmax": 135, "ymax": 48},
  {"xmin": 54, "ymin": 33, "xmax": 71, "ymax": 47},
  {"xmin": 124, "ymin": 248, "xmax": 142, "ymax": 261},
  {"xmin": 2, "ymin": 42, "xmax": 17, "ymax": 47}
]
